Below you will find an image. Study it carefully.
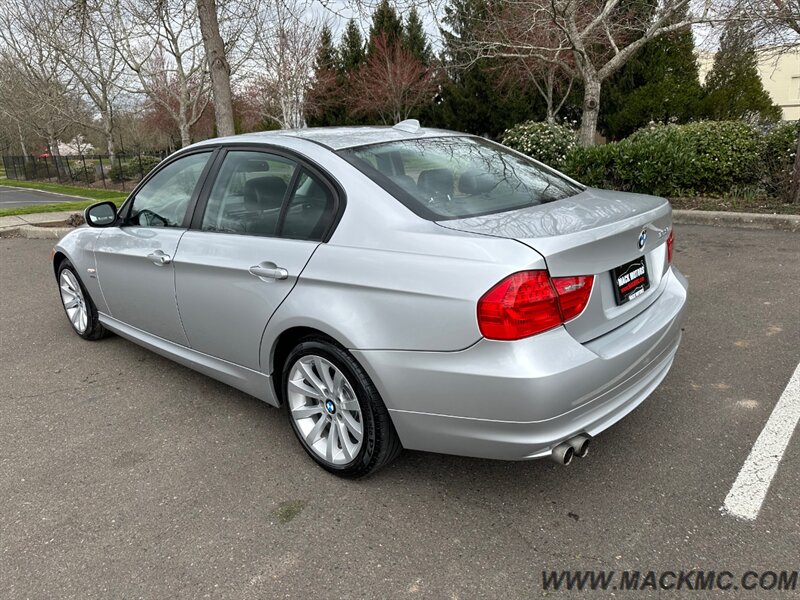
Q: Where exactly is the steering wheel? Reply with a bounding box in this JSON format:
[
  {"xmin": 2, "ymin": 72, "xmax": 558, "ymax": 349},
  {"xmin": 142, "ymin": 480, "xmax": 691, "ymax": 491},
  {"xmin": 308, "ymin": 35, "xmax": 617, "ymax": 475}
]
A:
[{"xmin": 136, "ymin": 208, "xmax": 170, "ymax": 227}]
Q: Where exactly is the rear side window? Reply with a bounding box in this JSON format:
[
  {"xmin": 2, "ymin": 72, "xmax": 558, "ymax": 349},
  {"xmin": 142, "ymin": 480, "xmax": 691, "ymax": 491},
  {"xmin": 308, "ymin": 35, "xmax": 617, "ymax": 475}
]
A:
[
  {"xmin": 338, "ymin": 136, "xmax": 581, "ymax": 220},
  {"xmin": 281, "ymin": 170, "xmax": 336, "ymax": 241}
]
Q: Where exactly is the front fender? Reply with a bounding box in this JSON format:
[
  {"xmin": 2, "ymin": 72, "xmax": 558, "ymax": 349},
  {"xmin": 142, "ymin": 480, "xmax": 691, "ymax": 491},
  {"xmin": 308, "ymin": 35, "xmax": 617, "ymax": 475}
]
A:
[{"xmin": 54, "ymin": 228, "xmax": 107, "ymax": 314}]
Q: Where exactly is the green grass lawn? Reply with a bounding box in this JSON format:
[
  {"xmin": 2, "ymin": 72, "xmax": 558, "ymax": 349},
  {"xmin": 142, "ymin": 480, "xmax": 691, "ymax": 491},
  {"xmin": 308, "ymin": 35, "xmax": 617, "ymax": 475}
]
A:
[{"xmin": 0, "ymin": 179, "xmax": 127, "ymax": 217}]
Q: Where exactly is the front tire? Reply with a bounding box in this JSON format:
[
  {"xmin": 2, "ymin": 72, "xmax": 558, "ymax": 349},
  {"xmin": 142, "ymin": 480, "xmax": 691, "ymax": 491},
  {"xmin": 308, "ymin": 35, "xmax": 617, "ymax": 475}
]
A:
[
  {"xmin": 57, "ymin": 259, "xmax": 107, "ymax": 341},
  {"xmin": 283, "ymin": 337, "xmax": 401, "ymax": 477}
]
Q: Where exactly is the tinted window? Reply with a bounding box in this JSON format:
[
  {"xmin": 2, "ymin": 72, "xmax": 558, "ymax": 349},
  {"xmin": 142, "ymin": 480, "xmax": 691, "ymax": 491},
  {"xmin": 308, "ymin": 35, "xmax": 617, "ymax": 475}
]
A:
[
  {"xmin": 128, "ymin": 152, "xmax": 211, "ymax": 227},
  {"xmin": 339, "ymin": 136, "xmax": 581, "ymax": 220},
  {"xmin": 281, "ymin": 170, "xmax": 335, "ymax": 241},
  {"xmin": 201, "ymin": 150, "xmax": 297, "ymax": 237}
]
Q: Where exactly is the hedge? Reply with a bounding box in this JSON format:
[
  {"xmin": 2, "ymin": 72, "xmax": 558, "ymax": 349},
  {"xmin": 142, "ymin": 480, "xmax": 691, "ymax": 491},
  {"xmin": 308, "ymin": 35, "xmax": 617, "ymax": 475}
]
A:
[
  {"xmin": 562, "ymin": 121, "xmax": 766, "ymax": 197},
  {"xmin": 501, "ymin": 121, "xmax": 577, "ymax": 170}
]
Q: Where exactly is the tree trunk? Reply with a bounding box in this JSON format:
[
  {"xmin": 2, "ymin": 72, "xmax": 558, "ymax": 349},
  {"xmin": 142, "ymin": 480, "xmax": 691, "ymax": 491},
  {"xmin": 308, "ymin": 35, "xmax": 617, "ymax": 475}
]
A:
[
  {"xmin": 197, "ymin": 0, "xmax": 236, "ymax": 137},
  {"xmin": 103, "ymin": 113, "xmax": 116, "ymax": 164},
  {"xmin": 179, "ymin": 122, "xmax": 192, "ymax": 148},
  {"xmin": 544, "ymin": 71, "xmax": 555, "ymax": 123},
  {"xmin": 17, "ymin": 122, "xmax": 28, "ymax": 158},
  {"xmin": 790, "ymin": 130, "xmax": 800, "ymax": 204},
  {"xmin": 578, "ymin": 75, "xmax": 602, "ymax": 147},
  {"xmin": 46, "ymin": 122, "xmax": 61, "ymax": 157}
]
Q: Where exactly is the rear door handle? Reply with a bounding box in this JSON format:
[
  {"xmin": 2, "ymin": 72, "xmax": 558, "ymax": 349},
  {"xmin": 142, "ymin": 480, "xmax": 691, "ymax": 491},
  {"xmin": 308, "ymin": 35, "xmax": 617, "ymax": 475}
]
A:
[
  {"xmin": 147, "ymin": 250, "xmax": 171, "ymax": 266},
  {"xmin": 249, "ymin": 262, "xmax": 288, "ymax": 280}
]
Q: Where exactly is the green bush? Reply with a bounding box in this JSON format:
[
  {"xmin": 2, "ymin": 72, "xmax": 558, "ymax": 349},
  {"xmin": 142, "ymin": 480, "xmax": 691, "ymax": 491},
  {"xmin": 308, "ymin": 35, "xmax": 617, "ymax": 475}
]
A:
[
  {"xmin": 109, "ymin": 155, "xmax": 162, "ymax": 182},
  {"xmin": 501, "ymin": 121, "xmax": 577, "ymax": 169},
  {"xmin": 563, "ymin": 121, "xmax": 764, "ymax": 196},
  {"xmin": 136, "ymin": 155, "xmax": 163, "ymax": 178},
  {"xmin": 68, "ymin": 165, "xmax": 96, "ymax": 184},
  {"xmin": 761, "ymin": 121, "xmax": 798, "ymax": 200}
]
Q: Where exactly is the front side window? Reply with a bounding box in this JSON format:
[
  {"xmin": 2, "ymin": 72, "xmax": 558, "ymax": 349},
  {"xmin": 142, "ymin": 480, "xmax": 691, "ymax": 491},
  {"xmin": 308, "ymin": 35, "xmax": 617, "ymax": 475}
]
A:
[
  {"xmin": 201, "ymin": 150, "xmax": 297, "ymax": 237},
  {"xmin": 339, "ymin": 136, "xmax": 581, "ymax": 220},
  {"xmin": 127, "ymin": 152, "xmax": 211, "ymax": 227}
]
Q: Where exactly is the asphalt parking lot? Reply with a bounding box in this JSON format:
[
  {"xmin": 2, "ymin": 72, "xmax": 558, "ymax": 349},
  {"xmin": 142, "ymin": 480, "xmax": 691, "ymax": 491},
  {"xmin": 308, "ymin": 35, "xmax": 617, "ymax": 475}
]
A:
[
  {"xmin": 1, "ymin": 224, "xmax": 799, "ymax": 598},
  {"xmin": 0, "ymin": 185, "xmax": 78, "ymax": 209}
]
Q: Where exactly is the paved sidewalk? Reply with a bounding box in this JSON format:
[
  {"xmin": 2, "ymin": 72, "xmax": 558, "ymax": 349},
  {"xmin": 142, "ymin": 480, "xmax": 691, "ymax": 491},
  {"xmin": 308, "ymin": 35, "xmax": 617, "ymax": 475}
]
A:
[
  {"xmin": 0, "ymin": 210, "xmax": 77, "ymax": 231},
  {"xmin": 0, "ymin": 211, "xmax": 78, "ymax": 239}
]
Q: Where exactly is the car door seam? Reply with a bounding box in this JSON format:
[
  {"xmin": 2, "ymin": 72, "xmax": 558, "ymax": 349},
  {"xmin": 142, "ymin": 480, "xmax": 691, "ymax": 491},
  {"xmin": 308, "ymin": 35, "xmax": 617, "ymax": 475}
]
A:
[
  {"xmin": 92, "ymin": 229, "xmax": 113, "ymax": 317},
  {"xmin": 173, "ymin": 229, "xmax": 191, "ymax": 346},
  {"xmin": 257, "ymin": 242, "xmax": 322, "ymax": 372}
]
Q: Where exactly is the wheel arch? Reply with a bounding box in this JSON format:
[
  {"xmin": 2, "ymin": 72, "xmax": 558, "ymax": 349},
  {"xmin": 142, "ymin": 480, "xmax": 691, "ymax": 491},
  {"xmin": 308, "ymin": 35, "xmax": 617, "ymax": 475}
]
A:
[
  {"xmin": 267, "ymin": 325, "xmax": 350, "ymax": 405},
  {"xmin": 52, "ymin": 250, "xmax": 69, "ymax": 277}
]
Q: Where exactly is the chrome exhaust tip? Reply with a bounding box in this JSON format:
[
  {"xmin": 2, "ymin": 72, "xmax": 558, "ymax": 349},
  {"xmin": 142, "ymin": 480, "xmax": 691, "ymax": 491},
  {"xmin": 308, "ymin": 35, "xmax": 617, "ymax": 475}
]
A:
[
  {"xmin": 550, "ymin": 443, "xmax": 574, "ymax": 465},
  {"xmin": 567, "ymin": 434, "xmax": 591, "ymax": 458}
]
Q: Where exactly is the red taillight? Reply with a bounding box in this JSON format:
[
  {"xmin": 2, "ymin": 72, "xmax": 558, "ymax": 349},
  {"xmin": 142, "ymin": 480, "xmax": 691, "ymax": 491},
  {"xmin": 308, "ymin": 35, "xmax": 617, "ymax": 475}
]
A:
[
  {"xmin": 666, "ymin": 228, "xmax": 675, "ymax": 264},
  {"xmin": 477, "ymin": 271, "xmax": 594, "ymax": 340},
  {"xmin": 551, "ymin": 275, "xmax": 594, "ymax": 321}
]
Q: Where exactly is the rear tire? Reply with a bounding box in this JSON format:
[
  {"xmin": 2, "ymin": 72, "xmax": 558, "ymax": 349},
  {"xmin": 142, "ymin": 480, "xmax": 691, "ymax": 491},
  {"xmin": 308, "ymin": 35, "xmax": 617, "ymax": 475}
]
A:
[
  {"xmin": 57, "ymin": 259, "xmax": 108, "ymax": 341},
  {"xmin": 283, "ymin": 336, "xmax": 401, "ymax": 477}
]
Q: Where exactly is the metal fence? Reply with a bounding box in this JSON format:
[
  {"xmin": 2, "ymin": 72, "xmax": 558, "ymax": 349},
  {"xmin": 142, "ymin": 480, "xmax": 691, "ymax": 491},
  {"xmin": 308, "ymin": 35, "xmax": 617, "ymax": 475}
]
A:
[{"xmin": 1, "ymin": 151, "xmax": 168, "ymax": 192}]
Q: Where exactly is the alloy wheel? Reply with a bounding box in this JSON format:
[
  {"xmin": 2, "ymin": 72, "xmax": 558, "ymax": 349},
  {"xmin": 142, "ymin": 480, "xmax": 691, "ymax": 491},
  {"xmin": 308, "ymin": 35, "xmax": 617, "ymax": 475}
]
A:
[
  {"xmin": 287, "ymin": 355, "xmax": 364, "ymax": 465},
  {"xmin": 59, "ymin": 269, "xmax": 88, "ymax": 334}
]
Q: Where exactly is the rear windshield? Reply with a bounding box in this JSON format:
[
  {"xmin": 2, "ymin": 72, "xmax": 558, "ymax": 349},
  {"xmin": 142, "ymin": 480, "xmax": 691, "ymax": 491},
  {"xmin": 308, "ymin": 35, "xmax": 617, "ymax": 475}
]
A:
[{"xmin": 338, "ymin": 136, "xmax": 582, "ymax": 220}]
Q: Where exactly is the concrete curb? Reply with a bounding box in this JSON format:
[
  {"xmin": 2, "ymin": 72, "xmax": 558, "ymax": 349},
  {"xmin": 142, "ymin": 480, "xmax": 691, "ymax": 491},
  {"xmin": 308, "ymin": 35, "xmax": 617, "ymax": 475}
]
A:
[
  {"xmin": 673, "ymin": 209, "xmax": 800, "ymax": 232},
  {"xmin": 14, "ymin": 224, "xmax": 73, "ymax": 239}
]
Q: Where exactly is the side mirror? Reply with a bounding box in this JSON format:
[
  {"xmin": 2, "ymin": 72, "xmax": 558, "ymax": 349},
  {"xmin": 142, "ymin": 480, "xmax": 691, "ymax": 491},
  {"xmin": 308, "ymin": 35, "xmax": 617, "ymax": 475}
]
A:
[{"xmin": 85, "ymin": 201, "xmax": 118, "ymax": 228}]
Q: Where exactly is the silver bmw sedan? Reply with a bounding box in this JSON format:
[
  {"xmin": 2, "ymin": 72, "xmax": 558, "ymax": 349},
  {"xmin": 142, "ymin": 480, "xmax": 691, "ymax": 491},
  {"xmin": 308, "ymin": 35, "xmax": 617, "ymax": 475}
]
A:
[{"xmin": 53, "ymin": 121, "xmax": 687, "ymax": 477}]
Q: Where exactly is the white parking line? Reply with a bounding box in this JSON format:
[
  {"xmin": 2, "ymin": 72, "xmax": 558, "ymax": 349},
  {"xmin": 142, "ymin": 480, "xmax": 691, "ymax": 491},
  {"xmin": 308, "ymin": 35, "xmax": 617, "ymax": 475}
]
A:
[{"xmin": 722, "ymin": 361, "xmax": 800, "ymax": 521}]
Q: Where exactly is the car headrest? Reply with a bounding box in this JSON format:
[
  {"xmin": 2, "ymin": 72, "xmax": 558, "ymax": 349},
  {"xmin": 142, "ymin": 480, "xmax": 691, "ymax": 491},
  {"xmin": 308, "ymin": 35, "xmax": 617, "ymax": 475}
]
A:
[
  {"xmin": 239, "ymin": 158, "xmax": 270, "ymax": 173},
  {"xmin": 458, "ymin": 171, "xmax": 497, "ymax": 195},
  {"xmin": 417, "ymin": 168, "xmax": 454, "ymax": 198},
  {"xmin": 244, "ymin": 176, "xmax": 287, "ymax": 209},
  {"xmin": 387, "ymin": 174, "xmax": 417, "ymax": 195}
]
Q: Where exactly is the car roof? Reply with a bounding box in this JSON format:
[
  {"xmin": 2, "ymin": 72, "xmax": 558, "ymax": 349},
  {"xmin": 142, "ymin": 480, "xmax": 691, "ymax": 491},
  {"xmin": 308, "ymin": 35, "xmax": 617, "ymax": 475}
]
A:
[{"xmin": 188, "ymin": 125, "xmax": 463, "ymax": 152}]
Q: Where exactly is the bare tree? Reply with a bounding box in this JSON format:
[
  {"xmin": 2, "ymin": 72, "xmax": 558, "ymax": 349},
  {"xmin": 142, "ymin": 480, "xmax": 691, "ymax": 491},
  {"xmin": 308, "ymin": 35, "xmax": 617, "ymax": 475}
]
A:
[
  {"xmin": 454, "ymin": 0, "xmax": 715, "ymax": 145},
  {"xmin": 0, "ymin": 0, "xmax": 84, "ymax": 156},
  {"xmin": 197, "ymin": 0, "xmax": 236, "ymax": 136},
  {"xmin": 108, "ymin": 0, "xmax": 212, "ymax": 147},
  {"xmin": 42, "ymin": 0, "xmax": 129, "ymax": 162},
  {"xmin": 349, "ymin": 34, "xmax": 438, "ymax": 124},
  {"xmin": 247, "ymin": 0, "xmax": 323, "ymax": 129}
]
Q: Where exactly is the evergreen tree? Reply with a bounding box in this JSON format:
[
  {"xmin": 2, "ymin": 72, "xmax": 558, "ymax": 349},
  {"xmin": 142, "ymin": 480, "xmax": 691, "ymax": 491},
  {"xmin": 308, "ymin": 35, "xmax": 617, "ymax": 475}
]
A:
[
  {"xmin": 316, "ymin": 24, "xmax": 339, "ymax": 72},
  {"xmin": 601, "ymin": 4, "xmax": 704, "ymax": 139},
  {"xmin": 426, "ymin": 0, "xmax": 548, "ymax": 137},
  {"xmin": 704, "ymin": 18, "xmax": 781, "ymax": 122},
  {"xmin": 306, "ymin": 24, "xmax": 344, "ymax": 127},
  {"xmin": 368, "ymin": 0, "xmax": 403, "ymax": 56},
  {"xmin": 403, "ymin": 7, "xmax": 432, "ymax": 64},
  {"xmin": 339, "ymin": 19, "xmax": 366, "ymax": 74}
]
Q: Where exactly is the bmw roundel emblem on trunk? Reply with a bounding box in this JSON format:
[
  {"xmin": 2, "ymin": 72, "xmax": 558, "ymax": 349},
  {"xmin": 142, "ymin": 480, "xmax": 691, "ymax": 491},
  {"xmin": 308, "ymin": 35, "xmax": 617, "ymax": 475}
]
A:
[{"xmin": 638, "ymin": 229, "xmax": 647, "ymax": 250}]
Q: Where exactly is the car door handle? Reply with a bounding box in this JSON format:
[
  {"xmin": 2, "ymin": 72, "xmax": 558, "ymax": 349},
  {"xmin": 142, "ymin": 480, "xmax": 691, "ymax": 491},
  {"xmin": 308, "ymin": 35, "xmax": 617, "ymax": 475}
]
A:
[
  {"xmin": 249, "ymin": 263, "xmax": 288, "ymax": 280},
  {"xmin": 147, "ymin": 250, "xmax": 172, "ymax": 266}
]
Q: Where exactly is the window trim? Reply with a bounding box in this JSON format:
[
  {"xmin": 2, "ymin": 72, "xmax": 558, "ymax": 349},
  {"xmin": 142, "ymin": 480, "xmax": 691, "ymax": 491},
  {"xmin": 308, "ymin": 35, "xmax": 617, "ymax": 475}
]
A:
[
  {"xmin": 189, "ymin": 143, "xmax": 346, "ymax": 243},
  {"xmin": 117, "ymin": 147, "xmax": 220, "ymax": 229}
]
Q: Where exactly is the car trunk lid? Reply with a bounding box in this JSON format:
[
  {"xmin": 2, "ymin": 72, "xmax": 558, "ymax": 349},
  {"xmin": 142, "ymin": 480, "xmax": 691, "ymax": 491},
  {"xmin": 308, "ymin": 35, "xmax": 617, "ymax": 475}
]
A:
[{"xmin": 436, "ymin": 188, "xmax": 673, "ymax": 343}]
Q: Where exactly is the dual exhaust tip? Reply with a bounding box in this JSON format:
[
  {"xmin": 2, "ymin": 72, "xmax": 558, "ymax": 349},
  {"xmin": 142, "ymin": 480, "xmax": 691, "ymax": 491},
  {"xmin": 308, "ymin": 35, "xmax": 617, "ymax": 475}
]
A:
[{"xmin": 550, "ymin": 434, "xmax": 591, "ymax": 465}]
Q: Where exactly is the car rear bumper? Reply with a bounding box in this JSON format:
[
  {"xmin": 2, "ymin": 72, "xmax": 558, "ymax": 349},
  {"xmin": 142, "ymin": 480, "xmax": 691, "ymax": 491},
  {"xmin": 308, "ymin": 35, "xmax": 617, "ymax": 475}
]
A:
[{"xmin": 352, "ymin": 266, "xmax": 688, "ymax": 461}]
